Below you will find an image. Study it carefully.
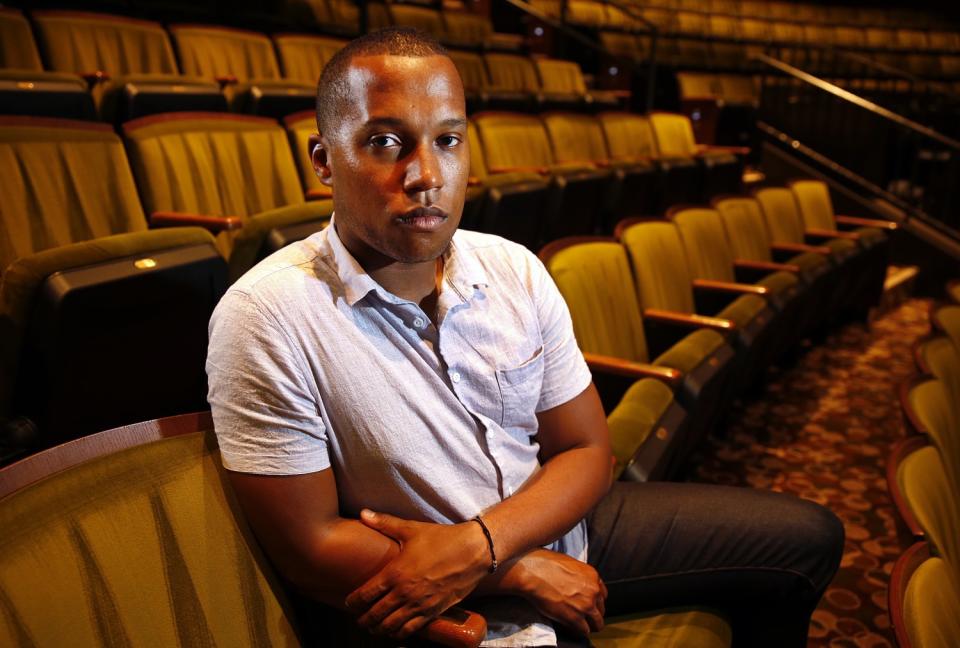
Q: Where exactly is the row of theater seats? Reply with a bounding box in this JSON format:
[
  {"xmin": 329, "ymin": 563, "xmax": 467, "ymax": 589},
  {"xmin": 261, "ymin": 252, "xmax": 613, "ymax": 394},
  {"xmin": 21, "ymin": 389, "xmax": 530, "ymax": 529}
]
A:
[
  {"xmin": 888, "ymin": 292, "xmax": 960, "ymax": 648},
  {"xmin": 540, "ymin": 181, "xmax": 894, "ymax": 478},
  {"xmin": 0, "ymin": 107, "xmax": 740, "ymax": 460},
  {"xmin": 0, "ymin": 7, "xmax": 624, "ymax": 122}
]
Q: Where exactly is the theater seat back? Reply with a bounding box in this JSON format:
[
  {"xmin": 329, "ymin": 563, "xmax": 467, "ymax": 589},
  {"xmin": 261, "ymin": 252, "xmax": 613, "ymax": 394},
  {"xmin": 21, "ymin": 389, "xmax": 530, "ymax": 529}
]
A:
[
  {"xmin": 789, "ymin": 179, "xmax": 836, "ymax": 231},
  {"xmin": 597, "ymin": 112, "xmax": 659, "ymax": 161},
  {"xmin": 620, "ymin": 221, "xmax": 697, "ymax": 314},
  {"xmin": 649, "ymin": 112, "xmax": 698, "ymax": 158},
  {"xmin": 483, "ymin": 53, "xmax": 539, "ymax": 93},
  {"xmin": 274, "ymin": 34, "xmax": 346, "ymax": 85},
  {"xmin": 171, "ymin": 25, "xmax": 281, "ymax": 82},
  {"xmin": 669, "ymin": 207, "xmax": 737, "ymax": 283},
  {"xmin": 897, "ymin": 444, "xmax": 960, "ymax": 575},
  {"xmin": 712, "ymin": 196, "xmax": 773, "ymax": 262},
  {"xmin": 0, "ymin": 8, "xmax": 43, "ymax": 71},
  {"xmin": 473, "ymin": 112, "xmax": 555, "ymax": 173},
  {"xmin": 542, "ymin": 113, "xmax": 608, "ymax": 166},
  {"xmin": 753, "ymin": 187, "xmax": 807, "ymax": 245}
]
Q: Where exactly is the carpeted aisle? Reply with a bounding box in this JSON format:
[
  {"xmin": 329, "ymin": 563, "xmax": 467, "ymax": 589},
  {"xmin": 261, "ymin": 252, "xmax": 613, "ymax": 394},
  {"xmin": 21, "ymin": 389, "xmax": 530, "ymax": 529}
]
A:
[{"xmin": 687, "ymin": 299, "xmax": 930, "ymax": 648}]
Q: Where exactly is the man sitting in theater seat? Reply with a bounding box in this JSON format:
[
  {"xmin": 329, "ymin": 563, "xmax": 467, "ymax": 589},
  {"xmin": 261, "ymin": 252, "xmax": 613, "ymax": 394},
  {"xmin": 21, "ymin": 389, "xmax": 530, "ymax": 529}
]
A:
[{"xmin": 206, "ymin": 27, "xmax": 843, "ymax": 648}]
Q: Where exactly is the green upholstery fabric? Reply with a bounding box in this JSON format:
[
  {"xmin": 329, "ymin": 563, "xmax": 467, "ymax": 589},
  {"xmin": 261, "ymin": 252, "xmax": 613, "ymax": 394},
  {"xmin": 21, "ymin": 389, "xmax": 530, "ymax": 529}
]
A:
[
  {"xmin": 592, "ymin": 609, "xmax": 731, "ymax": 647},
  {"xmin": 933, "ymin": 305, "xmax": 960, "ymax": 350},
  {"xmin": 897, "ymin": 445, "xmax": 960, "ymax": 573},
  {"xmin": 274, "ymin": 34, "xmax": 346, "ymax": 85},
  {"xmin": 712, "ymin": 197, "xmax": 773, "ymax": 263},
  {"xmin": 652, "ymin": 328, "xmax": 726, "ymax": 375},
  {"xmin": 466, "ymin": 120, "xmax": 541, "ymax": 186},
  {"xmin": 599, "ymin": 32, "xmax": 648, "ymax": 63},
  {"xmin": 598, "ymin": 112, "xmax": 659, "ymax": 161},
  {"xmin": 607, "ymin": 378, "xmax": 675, "ymax": 480},
  {"xmin": 852, "ymin": 225, "xmax": 886, "ymax": 246},
  {"xmin": 823, "ymin": 237, "xmax": 857, "ymax": 255},
  {"xmin": 542, "ymin": 113, "xmax": 608, "ymax": 166},
  {"xmin": 229, "ymin": 201, "xmax": 332, "ymax": 282},
  {"xmin": 789, "ymin": 179, "xmax": 836, "ymax": 231},
  {"xmin": 483, "ymin": 53, "xmax": 540, "ymax": 93},
  {"xmin": 0, "ymin": 430, "xmax": 299, "ymax": 646},
  {"xmin": 545, "ymin": 242, "xmax": 651, "ymax": 362},
  {"xmin": 785, "ymin": 250, "xmax": 829, "ymax": 273},
  {"xmin": 473, "ymin": 113, "xmax": 555, "ymax": 172},
  {"xmin": 919, "ymin": 337, "xmax": 960, "ymax": 419},
  {"xmin": 449, "ymin": 50, "xmax": 489, "ymax": 93},
  {"xmin": 0, "ymin": 118, "xmax": 147, "ymax": 274},
  {"xmin": 442, "ymin": 12, "xmax": 492, "ymax": 48},
  {"xmin": 536, "ymin": 59, "xmax": 588, "ymax": 95},
  {"xmin": 620, "ymin": 222, "xmax": 697, "ymax": 313},
  {"xmin": 649, "ymin": 112, "xmax": 698, "ymax": 157},
  {"xmin": 753, "ymin": 187, "xmax": 806, "ymax": 245},
  {"xmin": 0, "ymin": 8, "xmax": 43, "ymax": 70},
  {"xmin": 283, "ymin": 111, "xmax": 324, "ymax": 195},
  {"xmin": 908, "ymin": 378, "xmax": 960, "ymax": 501},
  {"xmin": 756, "ymin": 270, "xmax": 799, "ymax": 297},
  {"xmin": 671, "ymin": 208, "xmax": 736, "ymax": 283},
  {"xmin": 389, "ymin": 5, "xmax": 446, "ymax": 38},
  {"xmin": 903, "ymin": 556, "xmax": 960, "ymax": 648},
  {"xmin": 170, "ymin": 25, "xmax": 282, "ymax": 81},
  {"xmin": 32, "ymin": 11, "xmax": 179, "ymax": 75},
  {"xmin": 0, "ymin": 227, "xmax": 216, "ymax": 421},
  {"xmin": 716, "ymin": 294, "xmax": 767, "ymax": 327}
]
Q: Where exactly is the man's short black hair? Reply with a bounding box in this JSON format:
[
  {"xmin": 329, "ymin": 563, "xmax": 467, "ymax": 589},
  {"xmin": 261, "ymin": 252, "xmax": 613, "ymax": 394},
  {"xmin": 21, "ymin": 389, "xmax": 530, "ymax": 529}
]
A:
[{"xmin": 316, "ymin": 27, "xmax": 449, "ymax": 136}]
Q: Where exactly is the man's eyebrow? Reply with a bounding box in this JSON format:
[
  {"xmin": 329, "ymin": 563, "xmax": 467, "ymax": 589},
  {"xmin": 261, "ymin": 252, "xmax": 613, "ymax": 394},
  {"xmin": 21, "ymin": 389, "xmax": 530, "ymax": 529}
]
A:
[{"xmin": 362, "ymin": 116, "xmax": 467, "ymax": 129}]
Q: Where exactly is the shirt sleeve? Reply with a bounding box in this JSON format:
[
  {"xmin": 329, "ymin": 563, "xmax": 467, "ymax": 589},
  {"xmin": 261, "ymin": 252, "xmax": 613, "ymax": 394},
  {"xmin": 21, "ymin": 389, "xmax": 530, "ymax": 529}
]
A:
[
  {"xmin": 206, "ymin": 289, "xmax": 330, "ymax": 475},
  {"xmin": 527, "ymin": 252, "xmax": 593, "ymax": 412}
]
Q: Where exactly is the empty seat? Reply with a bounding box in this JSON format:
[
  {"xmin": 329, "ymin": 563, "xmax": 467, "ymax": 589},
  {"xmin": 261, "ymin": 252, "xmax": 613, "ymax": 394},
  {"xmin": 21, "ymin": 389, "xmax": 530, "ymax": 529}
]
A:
[
  {"xmin": 930, "ymin": 304, "xmax": 960, "ymax": 363},
  {"xmin": 442, "ymin": 11, "xmax": 493, "ymax": 49},
  {"xmin": 30, "ymin": 11, "xmax": 224, "ymax": 122},
  {"xmin": 274, "ymin": 34, "xmax": 346, "ymax": 86},
  {"xmin": 388, "ymin": 3, "xmax": 446, "ymax": 39},
  {"xmin": 534, "ymin": 58, "xmax": 590, "ymax": 109},
  {"xmin": 449, "ymin": 49, "xmax": 490, "ymax": 111},
  {"xmin": 541, "ymin": 111, "xmax": 657, "ymax": 227},
  {"xmin": 889, "ymin": 542, "xmax": 960, "ymax": 648},
  {"xmin": 540, "ymin": 238, "xmax": 734, "ymax": 475},
  {"xmin": 170, "ymin": 25, "xmax": 314, "ymax": 117},
  {"xmin": 473, "ymin": 111, "xmax": 609, "ymax": 240},
  {"xmin": 0, "ymin": 9, "xmax": 95, "ymax": 120},
  {"xmin": 649, "ymin": 112, "xmax": 745, "ymax": 199},
  {"xmin": 483, "ymin": 53, "xmax": 540, "ymax": 109},
  {"xmin": 283, "ymin": 109, "xmax": 332, "ymax": 202}
]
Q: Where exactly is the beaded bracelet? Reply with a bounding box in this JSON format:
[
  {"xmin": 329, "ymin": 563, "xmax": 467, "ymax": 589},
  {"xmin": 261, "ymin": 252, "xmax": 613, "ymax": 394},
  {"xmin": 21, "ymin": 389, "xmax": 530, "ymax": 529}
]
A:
[{"xmin": 472, "ymin": 515, "xmax": 498, "ymax": 574}]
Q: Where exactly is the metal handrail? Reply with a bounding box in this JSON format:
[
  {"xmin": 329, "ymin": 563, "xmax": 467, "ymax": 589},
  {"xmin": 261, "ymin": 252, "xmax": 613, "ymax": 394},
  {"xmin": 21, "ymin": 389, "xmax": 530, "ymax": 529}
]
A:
[{"xmin": 755, "ymin": 52, "xmax": 960, "ymax": 152}]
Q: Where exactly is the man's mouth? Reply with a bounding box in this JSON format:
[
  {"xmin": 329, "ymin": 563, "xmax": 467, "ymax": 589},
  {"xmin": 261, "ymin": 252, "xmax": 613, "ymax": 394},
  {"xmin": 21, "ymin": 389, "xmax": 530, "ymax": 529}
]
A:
[{"xmin": 396, "ymin": 207, "xmax": 449, "ymax": 232}]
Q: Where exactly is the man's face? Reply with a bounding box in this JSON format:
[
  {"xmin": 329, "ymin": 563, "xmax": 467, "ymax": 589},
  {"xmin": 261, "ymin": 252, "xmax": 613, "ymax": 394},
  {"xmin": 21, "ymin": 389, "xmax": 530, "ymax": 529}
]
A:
[{"xmin": 313, "ymin": 54, "xmax": 469, "ymax": 268}]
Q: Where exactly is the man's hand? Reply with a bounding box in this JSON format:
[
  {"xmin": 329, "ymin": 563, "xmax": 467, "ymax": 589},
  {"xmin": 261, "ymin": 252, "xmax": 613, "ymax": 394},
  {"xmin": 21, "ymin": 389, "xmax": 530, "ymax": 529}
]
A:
[{"xmin": 345, "ymin": 509, "xmax": 492, "ymax": 639}]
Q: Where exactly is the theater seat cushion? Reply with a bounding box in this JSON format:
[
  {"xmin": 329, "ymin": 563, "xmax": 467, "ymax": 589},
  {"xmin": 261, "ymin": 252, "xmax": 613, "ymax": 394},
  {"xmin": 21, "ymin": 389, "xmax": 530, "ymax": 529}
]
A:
[
  {"xmin": 607, "ymin": 378, "xmax": 676, "ymax": 479},
  {"xmin": 652, "ymin": 329, "xmax": 726, "ymax": 375},
  {"xmin": 592, "ymin": 608, "xmax": 731, "ymax": 647}
]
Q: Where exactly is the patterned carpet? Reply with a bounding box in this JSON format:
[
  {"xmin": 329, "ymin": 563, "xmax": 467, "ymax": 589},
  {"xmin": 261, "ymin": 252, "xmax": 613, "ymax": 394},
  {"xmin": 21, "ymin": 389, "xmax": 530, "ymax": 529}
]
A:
[{"xmin": 687, "ymin": 299, "xmax": 930, "ymax": 647}]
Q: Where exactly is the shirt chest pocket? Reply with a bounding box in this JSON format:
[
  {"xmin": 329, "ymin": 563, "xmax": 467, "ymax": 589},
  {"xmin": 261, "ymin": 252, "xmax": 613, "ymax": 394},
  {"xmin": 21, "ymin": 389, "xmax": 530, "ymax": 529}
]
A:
[{"xmin": 495, "ymin": 346, "xmax": 544, "ymax": 434}]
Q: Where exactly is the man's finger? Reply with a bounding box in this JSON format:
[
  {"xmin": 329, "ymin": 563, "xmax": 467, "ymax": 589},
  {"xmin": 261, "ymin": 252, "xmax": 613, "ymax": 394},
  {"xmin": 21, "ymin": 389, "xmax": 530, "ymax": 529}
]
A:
[
  {"xmin": 345, "ymin": 573, "xmax": 391, "ymax": 612},
  {"xmin": 397, "ymin": 614, "xmax": 430, "ymax": 639},
  {"xmin": 359, "ymin": 509, "xmax": 415, "ymax": 541},
  {"xmin": 587, "ymin": 607, "xmax": 604, "ymax": 633},
  {"xmin": 355, "ymin": 591, "xmax": 405, "ymax": 630},
  {"xmin": 597, "ymin": 591, "xmax": 605, "ymax": 618},
  {"xmin": 378, "ymin": 604, "xmax": 426, "ymax": 638}
]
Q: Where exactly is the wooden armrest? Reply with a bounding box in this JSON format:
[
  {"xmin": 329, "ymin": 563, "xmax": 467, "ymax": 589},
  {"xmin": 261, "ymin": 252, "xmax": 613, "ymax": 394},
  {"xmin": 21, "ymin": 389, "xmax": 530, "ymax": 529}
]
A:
[
  {"xmin": 215, "ymin": 75, "xmax": 239, "ymax": 87},
  {"xmin": 420, "ymin": 607, "xmax": 486, "ymax": 648},
  {"xmin": 488, "ymin": 165, "xmax": 549, "ymax": 175},
  {"xmin": 734, "ymin": 259, "xmax": 801, "ymax": 274},
  {"xmin": 771, "ymin": 242, "xmax": 831, "ymax": 256},
  {"xmin": 81, "ymin": 70, "xmax": 110, "ymax": 83},
  {"xmin": 692, "ymin": 278, "xmax": 768, "ymax": 296},
  {"xmin": 306, "ymin": 187, "xmax": 334, "ymax": 200},
  {"xmin": 805, "ymin": 227, "xmax": 860, "ymax": 240},
  {"xmin": 150, "ymin": 210, "xmax": 243, "ymax": 232},
  {"xmin": 700, "ymin": 145, "xmax": 750, "ymax": 156},
  {"xmin": 835, "ymin": 215, "xmax": 897, "ymax": 230},
  {"xmin": 643, "ymin": 308, "xmax": 736, "ymax": 333},
  {"xmin": 583, "ymin": 352, "xmax": 683, "ymax": 389}
]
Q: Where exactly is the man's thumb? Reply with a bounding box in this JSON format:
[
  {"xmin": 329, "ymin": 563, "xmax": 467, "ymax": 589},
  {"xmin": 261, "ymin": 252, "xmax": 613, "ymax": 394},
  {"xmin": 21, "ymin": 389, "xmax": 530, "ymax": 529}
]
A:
[{"xmin": 359, "ymin": 509, "xmax": 408, "ymax": 539}]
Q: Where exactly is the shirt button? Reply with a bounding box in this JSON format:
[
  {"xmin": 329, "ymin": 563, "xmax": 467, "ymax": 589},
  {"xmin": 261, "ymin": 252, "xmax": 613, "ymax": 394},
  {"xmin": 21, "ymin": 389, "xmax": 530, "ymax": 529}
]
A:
[
  {"xmin": 412, "ymin": 317, "xmax": 425, "ymax": 328},
  {"xmin": 451, "ymin": 371, "xmax": 461, "ymax": 383}
]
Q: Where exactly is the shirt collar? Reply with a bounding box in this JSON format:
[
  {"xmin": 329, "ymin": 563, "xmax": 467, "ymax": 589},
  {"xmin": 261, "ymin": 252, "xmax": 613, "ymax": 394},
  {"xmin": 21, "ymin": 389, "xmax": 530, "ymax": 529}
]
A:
[{"xmin": 325, "ymin": 214, "xmax": 490, "ymax": 307}]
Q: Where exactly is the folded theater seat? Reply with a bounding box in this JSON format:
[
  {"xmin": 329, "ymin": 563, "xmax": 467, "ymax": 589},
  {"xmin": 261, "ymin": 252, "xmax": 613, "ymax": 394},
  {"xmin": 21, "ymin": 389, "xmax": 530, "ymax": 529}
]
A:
[
  {"xmin": 463, "ymin": 120, "xmax": 550, "ymax": 250},
  {"xmin": 789, "ymin": 178, "xmax": 895, "ymax": 318},
  {"xmin": 889, "ymin": 541, "xmax": 960, "ymax": 648},
  {"xmin": 900, "ymin": 373, "xmax": 960, "ymax": 502},
  {"xmin": 0, "ymin": 412, "xmax": 732, "ymax": 648},
  {"xmin": 541, "ymin": 112, "xmax": 658, "ymax": 230},
  {"xmin": 122, "ymin": 112, "xmax": 331, "ymax": 280},
  {"xmin": 596, "ymin": 111, "xmax": 701, "ymax": 213},
  {"xmin": 711, "ymin": 195, "xmax": 831, "ymax": 339},
  {"xmin": 169, "ymin": 24, "xmax": 315, "ymax": 118},
  {"xmin": 0, "ymin": 8, "xmax": 96, "ymax": 120},
  {"xmin": 616, "ymin": 218, "xmax": 771, "ymax": 401},
  {"xmin": 930, "ymin": 303, "xmax": 960, "ymax": 351},
  {"xmin": 541, "ymin": 237, "xmax": 735, "ymax": 474},
  {"xmin": 913, "ymin": 334, "xmax": 960, "ymax": 405},
  {"xmin": 648, "ymin": 112, "xmax": 747, "ymax": 200},
  {"xmin": 30, "ymin": 10, "xmax": 225, "ymax": 122},
  {"xmin": 667, "ymin": 205, "xmax": 804, "ymax": 369},
  {"xmin": 473, "ymin": 111, "xmax": 609, "ymax": 241}
]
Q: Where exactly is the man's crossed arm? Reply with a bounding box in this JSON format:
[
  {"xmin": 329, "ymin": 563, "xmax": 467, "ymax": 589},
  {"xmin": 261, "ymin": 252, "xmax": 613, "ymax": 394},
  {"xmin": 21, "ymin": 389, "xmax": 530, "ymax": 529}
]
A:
[{"xmin": 228, "ymin": 383, "xmax": 612, "ymax": 640}]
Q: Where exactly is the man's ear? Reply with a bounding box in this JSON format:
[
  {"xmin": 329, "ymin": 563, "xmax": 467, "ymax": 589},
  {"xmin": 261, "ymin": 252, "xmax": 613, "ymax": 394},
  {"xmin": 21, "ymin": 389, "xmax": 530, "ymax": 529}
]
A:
[{"xmin": 309, "ymin": 133, "xmax": 333, "ymax": 187}]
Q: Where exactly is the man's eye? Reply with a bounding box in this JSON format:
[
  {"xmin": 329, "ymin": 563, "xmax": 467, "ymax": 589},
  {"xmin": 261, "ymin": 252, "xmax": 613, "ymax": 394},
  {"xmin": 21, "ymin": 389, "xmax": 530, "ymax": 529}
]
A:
[
  {"xmin": 370, "ymin": 134, "xmax": 401, "ymax": 148},
  {"xmin": 438, "ymin": 135, "xmax": 462, "ymax": 148}
]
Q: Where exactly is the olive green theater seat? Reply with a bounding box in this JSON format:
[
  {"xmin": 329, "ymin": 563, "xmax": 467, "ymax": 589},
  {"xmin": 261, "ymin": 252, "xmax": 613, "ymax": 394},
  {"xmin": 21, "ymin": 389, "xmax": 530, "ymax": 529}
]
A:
[
  {"xmin": 0, "ymin": 228, "xmax": 225, "ymax": 451},
  {"xmin": 0, "ymin": 414, "xmax": 300, "ymax": 646},
  {"xmin": 592, "ymin": 608, "xmax": 731, "ymax": 648},
  {"xmin": 169, "ymin": 25, "xmax": 314, "ymax": 117},
  {"xmin": 230, "ymin": 200, "xmax": 333, "ymax": 282},
  {"xmin": 931, "ymin": 304, "xmax": 960, "ymax": 351},
  {"xmin": 0, "ymin": 7, "xmax": 43, "ymax": 70},
  {"xmin": 283, "ymin": 110, "xmax": 332, "ymax": 201},
  {"xmin": 388, "ymin": 4, "xmax": 446, "ymax": 39},
  {"xmin": 0, "ymin": 117, "xmax": 147, "ymax": 275},
  {"xmin": 30, "ymin": 11, "xmax": 223, "ymax": 122},
  {"xmin": 123, "ymin": 112, "xmax": 305, "ymax": 259},
  {"xmin": 473, "ymin": 111, "xmax": 608, "ymax": 240},
  {"xmin": 449, "ymin": 49, "xmax": 490, "ymax": 110},
  {"xmin": 648, "ymin": 112, "xmax": 742, "ymax": 199},
  {"xmin": 482, "ymin": 53, "xmax": 540, "ymax": 109},
  {"xmin": 947, "ymin": 279, "xmax": 960, "ymax": 305},
  {"xmin": 890, "ymin": 541, "xmax": 960, "ymax": 648},
  {"xmin": 914, "ymin": 335, "xmax": 960, "ymax": 408},
  {"xmin": 442, "ymin": 11, "xmax": 493, "ymax": 49},
  {"xmin": 542, "ymin": 238, "xmax": 735, "ymax": 474},
  {"xmin": 541, "ymin": 112, "xmax": 657, "ymax": 228},
  {"xmin": 904, "ymin": 377, "xmax": 960, "ymax": 505},
  {"xmin": 534, "ymin": 59, "xmax": 590, "ymax": 109},
  {"xmin": 596, "ymin": 111, "xmax": 700, "ymax": 211},
  {"xmin": 273, "ymin": 34, "xmax": 346, "ymax": 86}
]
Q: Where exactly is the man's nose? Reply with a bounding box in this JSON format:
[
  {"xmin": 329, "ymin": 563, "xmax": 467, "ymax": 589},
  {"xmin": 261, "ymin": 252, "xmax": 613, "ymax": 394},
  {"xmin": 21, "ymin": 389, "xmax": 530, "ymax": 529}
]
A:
[{"xmin": 403, "ymin": 144, "xmax": 443, "ymax": 195}]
